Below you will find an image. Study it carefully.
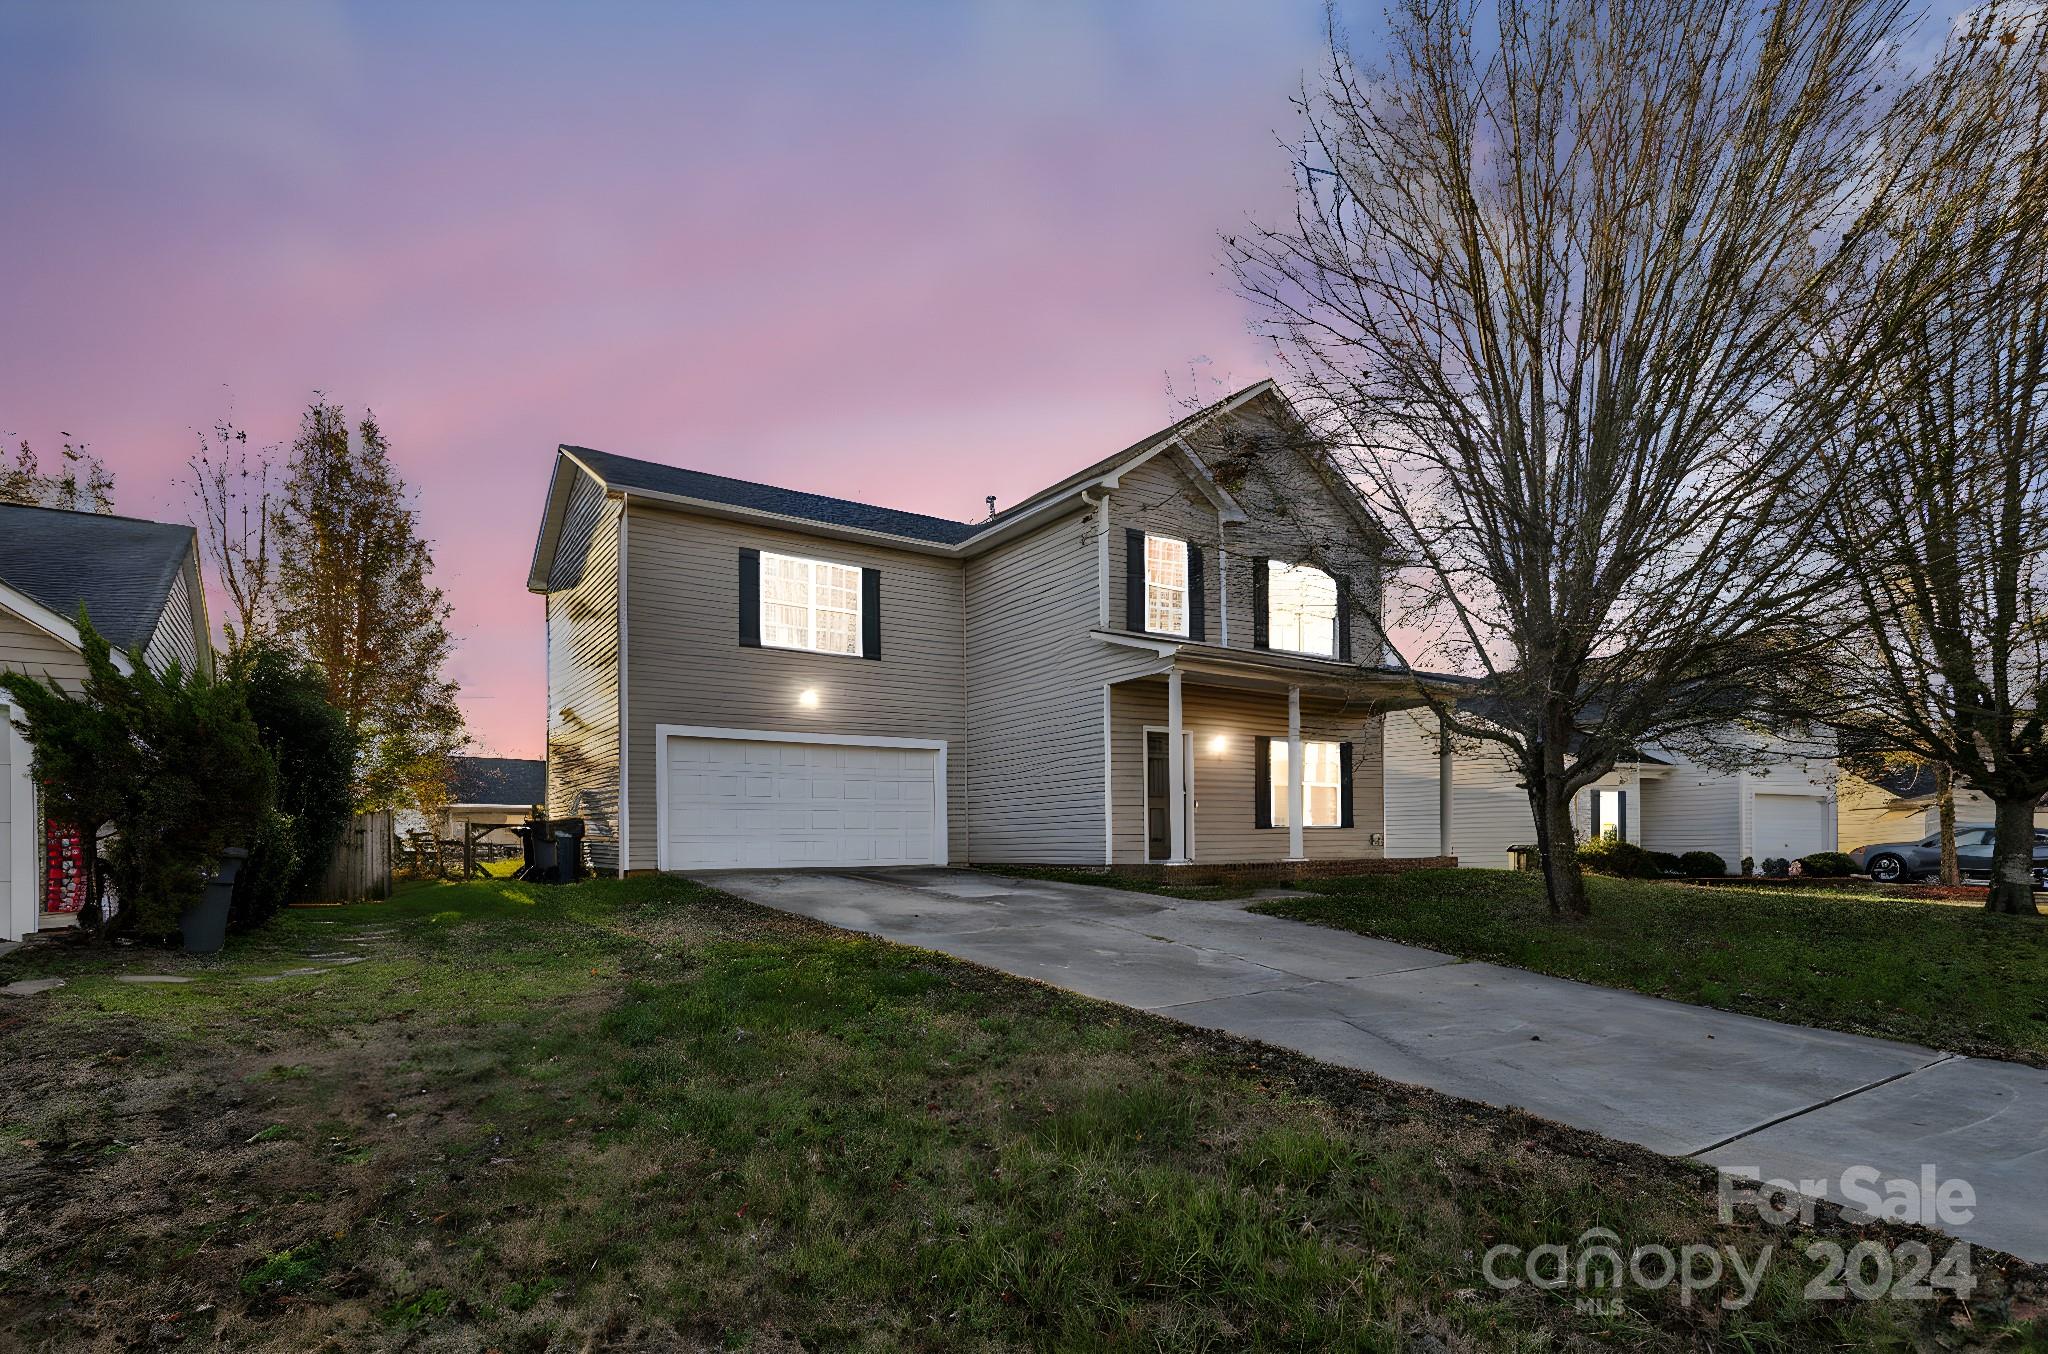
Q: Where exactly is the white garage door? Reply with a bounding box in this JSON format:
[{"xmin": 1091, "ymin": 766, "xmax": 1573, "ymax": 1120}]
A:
[
  {"xmin": 661, "ymin": 732, "xmax": 944, "ymax": 870},
  {"xmin": 1753, "ymin": 793, "xmax": 1828, "ymax": 861}
]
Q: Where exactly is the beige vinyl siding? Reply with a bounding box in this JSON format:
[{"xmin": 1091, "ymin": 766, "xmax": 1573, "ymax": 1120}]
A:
[
  {"xmin": 623, "ymin": 504, "xmax": 969, "ymax": 870},
  {"xmin": 544, "ymin": 472, "xmax": 623, "ymax": 872},
  {"xmin": 1106, "ymin": 456, "xmax": 1223, "ymax": 639},
  {"xmin": 1382, "ymin": 707, "xmax": 1446, "ymax": 856},
  {"xmin": 1836, "ymin": 775, "xmax": 1923, "ymax": 854},
  {"xmin": 1202, "ymin": 418, "xmax": 1383, "ymax": 659},
  {"xmin": 964, "ymin": 510, "xmax": 1149, "ymax": 863},
  {"xmin": 1108, "ymin": 679, "xmax": 1384, "ymax": 864},
  {"xmin": 0, "ymin": 606, "xmax": 91, "ymax": 691},
  {"xmin": 141, "ymin": 556, "xmax": 207, "ymax": 676},
  {"xmin": 1837, "ymin": 775, "xmax": 2048, "ymax": 853}
]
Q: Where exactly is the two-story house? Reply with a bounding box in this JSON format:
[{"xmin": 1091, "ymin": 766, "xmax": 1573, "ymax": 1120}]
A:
[{"xmin": 525, "ymin": 381, "xmax": 1449, "ymax": 876}]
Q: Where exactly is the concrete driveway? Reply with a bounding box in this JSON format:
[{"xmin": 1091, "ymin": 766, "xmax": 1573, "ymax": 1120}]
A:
[{"xmin": 702, "ymin": 866, "xmax": 2048, "ymax": 1262}]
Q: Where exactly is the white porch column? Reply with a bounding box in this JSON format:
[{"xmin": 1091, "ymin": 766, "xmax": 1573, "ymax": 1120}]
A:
[
  {"xmin": 1438, "ymin": 719, "xmax": 1455, "ymax": 860},
  {"xmin": 1167, "ymin": 669, "xmax": 1190, "ymax": 864},
  {"xmin": 1286, "ymin": 685, "xmax": 1306, "ymax": 861}
]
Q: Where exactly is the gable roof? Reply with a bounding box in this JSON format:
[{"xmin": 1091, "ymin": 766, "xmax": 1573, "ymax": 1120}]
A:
[
  {"xmin": 0, "ymin": 502, "xmax": 196, "ymax": 651},
  {"xmin": 561, "ymin": 448, "xmax": 985, "ymax": 546},
  {"xmin": 449, "ymin": 756, "xmax": 548, "ymax": 807},
  {"xmin": 529, "ymin": 380, "xmax": 1283, "ymax": 588}
]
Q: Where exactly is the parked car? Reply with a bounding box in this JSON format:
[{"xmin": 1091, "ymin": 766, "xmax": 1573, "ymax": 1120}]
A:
[{"xmin": 1850, "ymin": 825, "xmax": 2048, "ymax": 884}]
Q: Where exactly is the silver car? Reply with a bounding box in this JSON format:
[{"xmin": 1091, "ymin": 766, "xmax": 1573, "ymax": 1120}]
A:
[{"xmin": 1851, "ymin": 825, "xmax": 2048, "ymax": 884}]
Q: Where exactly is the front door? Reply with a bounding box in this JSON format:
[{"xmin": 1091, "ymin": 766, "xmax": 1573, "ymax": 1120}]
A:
[{"xmin": 1144, "ymin": 730, "xmax": 1193, "ymax": 862}]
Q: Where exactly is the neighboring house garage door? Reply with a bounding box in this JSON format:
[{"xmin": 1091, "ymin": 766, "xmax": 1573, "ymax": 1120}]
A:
[
  {"xmin": 658, "ymin": 728, "xmax": 946, "ymax": 871},
  {"xmin": 1753, "ymin": 793, "xmax": 1828, "ymax": 861}
]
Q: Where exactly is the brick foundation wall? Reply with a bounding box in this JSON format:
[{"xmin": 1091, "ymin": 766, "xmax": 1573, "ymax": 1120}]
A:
[{"xmin": 988, "ymin": 856, "xmax": 1458, "ymax": 885}]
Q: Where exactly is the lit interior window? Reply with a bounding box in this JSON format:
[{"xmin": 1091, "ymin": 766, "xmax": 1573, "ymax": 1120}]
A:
[
  {"xmin": 1267, "ymin": 560, "xmax": 1337, "ymax": 657},
  {"xmin": 1271, "ymin": 739, "xmax": 1343, "ymax": 827}
]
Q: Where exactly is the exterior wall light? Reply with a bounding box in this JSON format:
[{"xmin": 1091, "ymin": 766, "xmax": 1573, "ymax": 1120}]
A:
[
  {"xmin": 798, "ymin": 688, "xmax": 821, "ymax": 709},
  {"xmin": 1208, "ymin": 734, "xmax": 1228, "ymax": 756}
]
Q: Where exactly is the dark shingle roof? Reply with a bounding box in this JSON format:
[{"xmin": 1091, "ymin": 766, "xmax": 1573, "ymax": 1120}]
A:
[
  {"xmin": 1869, "ymin": 765, "xmax": 1938, "ymax": 799},
  {"xmin": 0, "ymin": 503, "xmax": 195, "ymax": 650},
  {"xmin": 559, "ymin": 380, "xmax": 1281, "ymax": 549},
  {"xmin": 449, "ymin": 756, "xmax": 547, "ymax": 807},
  {"xmin": 563, "ymin": 447, "xmax": 986, "ymax": 545}
]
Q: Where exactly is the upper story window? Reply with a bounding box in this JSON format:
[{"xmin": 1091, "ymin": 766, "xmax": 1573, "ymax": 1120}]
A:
[
  {"xmin": 1271, "ymin": 739, "xmax": 1343, "ymax": 827},
  {"xmin": 760, "ymin": 550, "xmax": 862, "ymax": 655},
  {"xmin": 1267, "ymin": 560, "xmax": 1338, "ymax": 657},
  {"xmin": 1145, "ymin": 534, "xmax": 1190, "ymax": 637}
]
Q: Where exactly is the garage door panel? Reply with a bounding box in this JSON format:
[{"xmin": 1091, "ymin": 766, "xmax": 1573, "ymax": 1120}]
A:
[
  {"xmin": 1754, "ymin": 793, "xmax": 1827, "ymax": 860},
  {"xmin": 664, "ymin": 734, "xmax": 943, "ymax": 870}
]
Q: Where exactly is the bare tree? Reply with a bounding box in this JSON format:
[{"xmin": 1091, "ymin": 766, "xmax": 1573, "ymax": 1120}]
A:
[
  {"xmin": 1228, "ymin": 0, "xmax": 1931, "ymax": 916},
  {"xmin": 0, "ymin": 436, "xmax": 115, "ymax": 513},
  {"xmin": 181, "ymin": 417, "xmax": 278, "ymax": 652},
  {"xmin": 1812, "ymin": 8, "xmax": 2048, "ymax": 916}
]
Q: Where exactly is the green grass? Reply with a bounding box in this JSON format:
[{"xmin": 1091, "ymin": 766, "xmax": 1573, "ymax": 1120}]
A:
[
  {"xmin": 1255, "ymin": 869, "xmax": 2048, "ymax": 1063},
  {"xmin": 0, "ymin": 876, "xmax": 2039, "ymax": 1350}
]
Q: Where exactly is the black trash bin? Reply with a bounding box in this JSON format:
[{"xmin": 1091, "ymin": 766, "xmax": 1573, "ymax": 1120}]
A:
[{"xmin": 552, "ymin": 818, "xmax": 586, "ymax": 883}]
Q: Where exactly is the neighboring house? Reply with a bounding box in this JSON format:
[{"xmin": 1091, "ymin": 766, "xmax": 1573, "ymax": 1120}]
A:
[
  {"xmin": 527, "ymin": 381, "xmax": 1450, "ymax": 875},
  {"xmin": 0, "ymin": 503, "xmax": 213, "ymax": 940},
  {"xmin": 1383, "ymin": 709, "xmax": 1838, "ymax": 868},
  {"xmin": 1837, "ymin": 765, "xmax": 2048, "ymax": 856},
  {"xmin": 435, "ymin": 755, "xmax": 547, "ymax": 842}
]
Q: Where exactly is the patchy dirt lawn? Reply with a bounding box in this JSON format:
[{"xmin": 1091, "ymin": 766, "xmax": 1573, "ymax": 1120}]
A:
[{"xmin": 0, "ymin": 877, "xmax": 2042, "ymax": 1351}]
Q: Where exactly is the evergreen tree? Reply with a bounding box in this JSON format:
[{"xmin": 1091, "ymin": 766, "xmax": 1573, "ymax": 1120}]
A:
[{"xmin": 271, "ymin": 398, "xmax": 465, "ymax": 810}]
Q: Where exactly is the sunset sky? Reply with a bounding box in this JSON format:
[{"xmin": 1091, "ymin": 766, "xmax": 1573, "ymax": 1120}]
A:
[{"xmin": 0, "ymin": 1, "xmax": 1967, "ymax": 758}]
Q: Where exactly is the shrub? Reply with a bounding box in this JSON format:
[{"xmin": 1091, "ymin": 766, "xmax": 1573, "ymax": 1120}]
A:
[
  {"xmin": 1761, "ymin": 857, "xmax": 1791, "ymax": 877},
  {"xmin": 0, "ymin": 614, "xmax": 274, "ymax": 937},
  {"xmin": 229, "ymin": 643, "xmax": 356, "ymax": 923},
  {"xmin": 1577, "ymin": 838, "xmax": 1659, "ymax": 879},
  {"xmin": 1649, "ymin": 851, "xmax": 1685, "ymax": 876},
  {"xmin": 1799, "ymin": 851, "xmax": 1857, "ymax": 878},
  {"xmin": 1740, "ymin": 856, "xmax": 1755, "ymax": 876},
  {"xmin": 1678, "ymin": 850, "xmax": 1728, "ymax": 877}
]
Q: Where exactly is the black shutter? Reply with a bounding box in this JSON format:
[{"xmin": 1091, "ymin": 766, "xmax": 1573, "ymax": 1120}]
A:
[
  {"xmin": 1336, "ymin": 575, "xmax": 1353, "ymax": 661},
  {"xmin": 1125, "ymin": 529, "xmax": 1146, "ymax": 632},
  {"xmin": 738, "ymin": 548, "xmax": 761, "ymax": 646},
  {"xmin": 1250, "ymin": 556, "xmax": 1269, "ymax": 649},
  {"xmin": 1340, "ymin": 741, "xmax": 1356, "ymax": 828},
  {"xmin": 861, "ymin": 567, "xmax": 881, "ymax": 659},
  {"xmin": 1188, "ymin": 545, "xmax": 1206, "ymax": 642},
  {"xmin": 1254, "ymin": 735, "xmax": 1273, "ymax": 829}
]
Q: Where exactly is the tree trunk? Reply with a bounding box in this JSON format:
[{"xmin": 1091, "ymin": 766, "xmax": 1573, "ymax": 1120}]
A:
[
  {"xmin": 1527, "ymin": 772, "xmax": 1589, "ymax": 919},
  {"xmin": 1936, "ymin": 766, "xmax": 1960, "ymax": 886},
  {"xmin": 1986, "ymin": 795, "xmax": 2042, "ymax": 916}
]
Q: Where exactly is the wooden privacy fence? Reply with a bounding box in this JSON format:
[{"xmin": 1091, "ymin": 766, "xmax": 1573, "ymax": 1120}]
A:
[{"xmin": 313, "ymin": 810, "xmax": 394, "ymax": 902}]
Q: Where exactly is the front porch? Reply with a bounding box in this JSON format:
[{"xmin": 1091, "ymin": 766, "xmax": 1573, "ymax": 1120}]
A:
[{"xmin": 1105, "ymin": 649, "xmax": 1451, "ymax": 869}]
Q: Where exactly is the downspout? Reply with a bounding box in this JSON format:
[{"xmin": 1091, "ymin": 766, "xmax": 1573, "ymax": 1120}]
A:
[
  {"xmin": 1081, "ymin": 490, "xmax": 1110, "ymax": 627},
  {"xmin": 1216, "ymin": 506, "xmax": 1230, "ymax": 646}
]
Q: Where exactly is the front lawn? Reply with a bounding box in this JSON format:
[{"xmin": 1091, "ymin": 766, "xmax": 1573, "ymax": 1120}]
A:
[
  {"xmin": 0, "ymin": 877, "xmax": 2039, "ymax": 1349},
  {"xmin": 1258, "ymin": 870, "xmax": 2048, "ymax": 1065}
]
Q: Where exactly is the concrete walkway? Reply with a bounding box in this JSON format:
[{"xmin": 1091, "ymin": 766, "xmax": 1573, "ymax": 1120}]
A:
[{"xmin": 702, "ymin": 866, "xmax": 2048, "ymax": 1262}]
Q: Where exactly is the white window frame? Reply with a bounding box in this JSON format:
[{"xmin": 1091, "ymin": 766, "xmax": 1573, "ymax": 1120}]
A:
[
  {"xmin": 1272, "ymin": 738, "xmax": 1343, "ymax": 829},
  {"xmin": 1144, "ymin": 534, "xmax": 1190, "ymax": 637},
  {"xmin": 759, "ymin": 550, "xmax": 863, "ymax": 656},
  {"xmin": 1266, "ymin": 559, "xmax": 1338, "ymax": 658}
]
